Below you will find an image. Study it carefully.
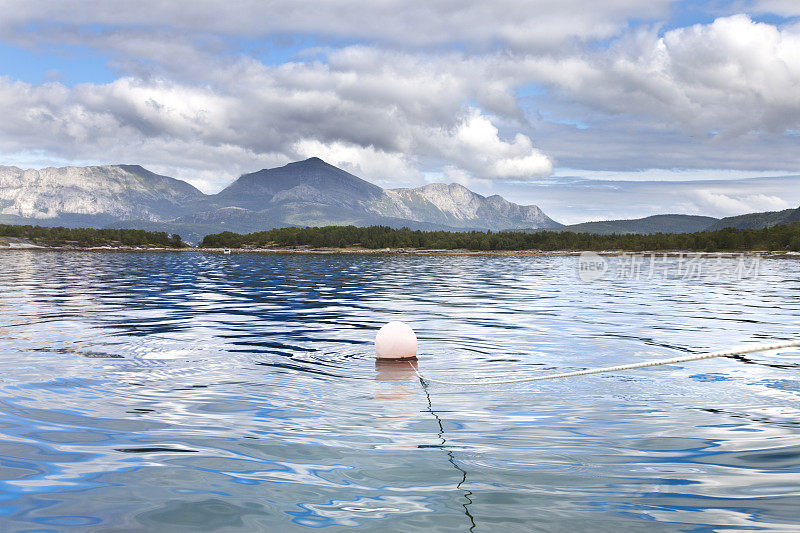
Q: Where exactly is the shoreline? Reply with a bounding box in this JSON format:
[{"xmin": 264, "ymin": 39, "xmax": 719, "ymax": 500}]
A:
[{"xmin": 1, "ymin": 242, "xmax": 799, "ymax": 258}]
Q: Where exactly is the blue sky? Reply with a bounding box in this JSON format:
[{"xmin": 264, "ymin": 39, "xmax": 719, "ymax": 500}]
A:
[
  {"xmin": 0, "ymin": 42, "xmax": 111, "ymax": 85},
  {"xmin": 1, "ymin": 1, "xmax": 799, "ymax": 222}
]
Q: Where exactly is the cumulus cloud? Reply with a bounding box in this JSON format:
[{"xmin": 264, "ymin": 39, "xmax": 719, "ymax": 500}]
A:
[
  {"xmin": 431, "ymin": 109, "xmax": 552, "ymax": 179},
  {"xmin": 531, "ymin": 15, "xmax": 800, "ymax": 136}
]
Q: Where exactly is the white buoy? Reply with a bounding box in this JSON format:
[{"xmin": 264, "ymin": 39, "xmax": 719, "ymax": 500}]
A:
[{"xmin": 375, "ymin": 321, "xmax": 418, "ymax": 360}]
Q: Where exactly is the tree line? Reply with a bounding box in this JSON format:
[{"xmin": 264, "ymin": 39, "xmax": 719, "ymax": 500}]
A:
[
  {"xmin": 5, "ymin": 222, "xmax": 798, "ymax": 252},
  {"xmin": 200, "ymin": 223, "xmax": 800, "ymax": 252},
  {"xmin": 0, "ymin": 224, "xmax": 185, "ymax": 247}
]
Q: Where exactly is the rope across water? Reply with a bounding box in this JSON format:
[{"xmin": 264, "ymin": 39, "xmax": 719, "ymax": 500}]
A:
[{"xmin": 412, "ymin": 340, "xmax": 800, "ymax": 386}]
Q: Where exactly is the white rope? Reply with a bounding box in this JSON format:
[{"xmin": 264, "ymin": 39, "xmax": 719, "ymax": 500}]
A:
[{"xmin": 413, "ymin": 340, "xmax": 800, "ymax": 386}]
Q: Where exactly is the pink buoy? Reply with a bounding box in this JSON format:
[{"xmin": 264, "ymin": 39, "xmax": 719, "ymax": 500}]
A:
[{"xmin": 375, "ymin": 321, "xmax": 418, "ymax": 360}]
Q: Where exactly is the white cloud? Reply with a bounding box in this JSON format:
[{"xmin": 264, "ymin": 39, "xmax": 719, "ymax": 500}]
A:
[
  {"xmin": 431, "ymin": 109, "xmax": 553, "ymax": 179},
  {"xmin": 692, "ymin": 190, "xmax": 790, "ymax": 213},
  {"xmin": 531, "ymin": 15, "xmax": 800, "ymax": 136}
]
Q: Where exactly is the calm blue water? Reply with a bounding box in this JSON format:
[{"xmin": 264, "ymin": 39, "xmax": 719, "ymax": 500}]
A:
[{"xmin": 0, "ymin": 251, "xmax": 798, "ymax": 532}]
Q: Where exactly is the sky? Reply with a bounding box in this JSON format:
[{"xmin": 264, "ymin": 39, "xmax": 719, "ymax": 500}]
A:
[{"xmin": 1, "ymin": 1, "xmax": 800, "ymax": 223}]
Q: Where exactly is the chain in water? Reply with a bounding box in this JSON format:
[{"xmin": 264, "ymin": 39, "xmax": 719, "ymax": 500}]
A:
[{"xmin": 412, "ymin": 340, "xmax": 800, "ymax": 386}]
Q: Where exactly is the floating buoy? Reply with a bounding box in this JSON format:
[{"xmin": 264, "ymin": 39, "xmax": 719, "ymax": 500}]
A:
[{"xmin": 375, "ymin": 321, "xmax": 417, "ymax": 360}]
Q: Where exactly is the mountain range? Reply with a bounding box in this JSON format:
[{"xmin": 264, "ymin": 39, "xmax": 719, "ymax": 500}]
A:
[
  {"xmin": 0, "ymin": 158, "xmax": 798, "ymax": 242},
  {"xmin": 0, "ymin": 157, "xmax": 560, "ymax": 241}
]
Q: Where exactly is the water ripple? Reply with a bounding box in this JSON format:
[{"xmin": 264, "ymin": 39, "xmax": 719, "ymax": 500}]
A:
[{"xmin": 0, "ymin": 251, "xmax": 798, "ymax": 530}]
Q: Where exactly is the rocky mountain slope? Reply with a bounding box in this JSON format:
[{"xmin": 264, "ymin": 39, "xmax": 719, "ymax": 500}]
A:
[
  {"xmin": 375, "ymin": 182, "xmax": 558, "ymax": 230},
  {"xmin": 0, "ymin": 164, "xmax": 204, "ymax": 223}
]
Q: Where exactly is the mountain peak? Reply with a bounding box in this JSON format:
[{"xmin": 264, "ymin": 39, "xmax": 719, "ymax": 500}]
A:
[
  {"xmin": 114, "ymin": 164, "xmax": 150, "ymax": 175},
  {"xmin": 414, "ymin": 182, "xmax": 474, "ymax": 194},
  {"xmin": 213, "ymin": 156, "xmax": 383, "ymax": 210},
  {"xmin": 265, "ymin": 156, "xmax": 342, "ymax": 174},
  {"xmin": 290, "ymin": 156, "xmax": 328, "ymax": 167}
]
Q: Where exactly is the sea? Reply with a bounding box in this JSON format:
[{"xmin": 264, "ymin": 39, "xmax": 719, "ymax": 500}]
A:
[{"xmin": 0, "ymin": 250, "xmax": 798, "ymax": 531}]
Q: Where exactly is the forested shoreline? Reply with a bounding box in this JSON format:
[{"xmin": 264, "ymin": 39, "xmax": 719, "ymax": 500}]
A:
[
  {"xmin": 3, "ymin": 222, "xmax": 799, "ymax": 252},
  {"xmin": 200, "ymin": 223, "xmax": 800, "ymax": 252},
  {"xmin": 0, "ymin": 225, "xmax": 186, "ymax": 248}
]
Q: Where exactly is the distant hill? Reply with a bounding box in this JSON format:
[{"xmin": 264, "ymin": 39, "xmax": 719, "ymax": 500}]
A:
[
  {"xmin": 554, "ymin": 214, "xmax": 718, "ymax": 235},
  {"xmin": 706, "ymin": 207, "xmax": 800, "ymax": 230}
]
